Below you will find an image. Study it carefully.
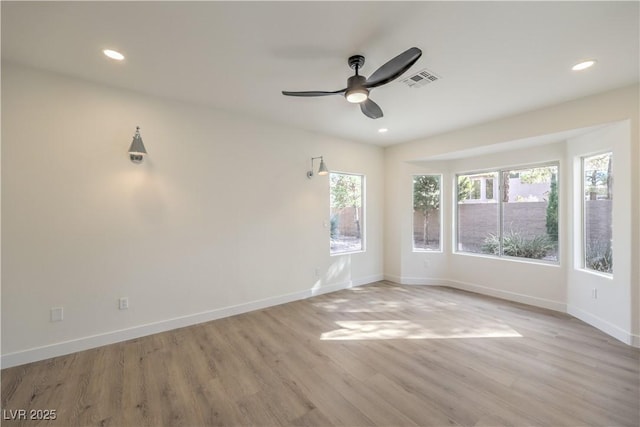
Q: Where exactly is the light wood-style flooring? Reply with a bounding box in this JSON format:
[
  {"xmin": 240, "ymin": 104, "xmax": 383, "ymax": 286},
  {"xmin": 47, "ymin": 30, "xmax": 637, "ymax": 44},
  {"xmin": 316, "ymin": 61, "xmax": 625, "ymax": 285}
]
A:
[{"xmin": 2, "ymin": 282, "xmax": 639, "ymax": 426}]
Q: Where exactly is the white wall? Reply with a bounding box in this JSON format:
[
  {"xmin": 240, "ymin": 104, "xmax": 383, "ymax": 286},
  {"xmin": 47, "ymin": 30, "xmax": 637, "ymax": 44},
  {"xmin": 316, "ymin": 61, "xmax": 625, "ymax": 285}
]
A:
[
  {"xmin": 566, "ymin": 123, "xmax": 634, "ymax": 344},
  {"xmin": 2, "ymin": 64, "xmax": 638, "ymax": 369},
  {"xmin": 385, "ymin": 160, "xmax": 451, "ymax": 286},
  {"xmin": 1, "ymin": 63, "xmax": 384, "ymax": 367},
  {"xmin": 446, "ymin": 142, "xmax": 567, "ymax": 310},
  {"xmin": 385, "ymin": 84, "xmax": 639, "ymax": 345}
]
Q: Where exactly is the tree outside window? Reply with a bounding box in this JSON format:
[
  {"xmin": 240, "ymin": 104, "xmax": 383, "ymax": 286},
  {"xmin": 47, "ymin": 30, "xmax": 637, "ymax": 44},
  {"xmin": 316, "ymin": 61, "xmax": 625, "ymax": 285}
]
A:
[
  {"xmin": 413, "ymin": 175, "xmax": 441, "ymax": 251},
  {"xmin": 330, "ymin": 173, "xmax": 364, "ymax": 254}
]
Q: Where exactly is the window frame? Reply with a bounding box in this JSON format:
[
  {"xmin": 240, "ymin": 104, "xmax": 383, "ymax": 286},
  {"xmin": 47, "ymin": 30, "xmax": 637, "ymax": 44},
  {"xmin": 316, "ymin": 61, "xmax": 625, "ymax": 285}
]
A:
[
  {"xmin": 412, "ymin": 174, "xmax": 443, "ymax": 253},
  {"xmin": 329, "ymin": 171, "xmax": 366, "ymax": 256},
  {"xmin": 580, "ymin": 151, "xmax": 613, "ymax": 276},
  {"xmin": 455, "ymin": 161, "xmax": 560, "ymax": 265},
  {"xmin": 454, "ymin": 168, "xmax": 501, "ymax": 257}
]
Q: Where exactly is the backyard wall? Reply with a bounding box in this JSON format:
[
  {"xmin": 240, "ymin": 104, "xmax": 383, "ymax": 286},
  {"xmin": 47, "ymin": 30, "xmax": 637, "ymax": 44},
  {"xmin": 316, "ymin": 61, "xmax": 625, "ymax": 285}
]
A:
[
  {"xmin": 331, "ymin": 207, "xmax": 363, "ymax": 238},
  {"xmin": 412, "ymin": 209, "xmax": 441, "ymax": 248},
  {"xmin": 457, "ymin": 202, "xmax": 550, "ymax": 252},
  {"xmin": 584, "ymin": 200, "xmax": 613, "ymax": 246},
  {"xmin": 455, "ymin": 200, "xmax": 610, "ymax": 254}
]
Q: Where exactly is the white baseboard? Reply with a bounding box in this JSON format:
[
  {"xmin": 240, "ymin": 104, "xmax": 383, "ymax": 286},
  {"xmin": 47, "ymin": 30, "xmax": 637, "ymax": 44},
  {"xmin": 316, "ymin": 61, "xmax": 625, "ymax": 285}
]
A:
[
  {"xmin": 1, "ymin": 276, "xmax": 383, "ymax": 369},
  {"xmin": 567, "ymin": 304, "xmax": 639, "ymax": 347},
  {"xmin": 392, "ymin": 276, "xmax": 638, "ymax": 347},
  {"xmin": 397, "ymin": 277, "xmax": 453, "ymax": 286},
  {"xmin": 352, "ymin": 273, "xmax": 384, "ymax": 287},
  {"xmin": 383, "ymin": 273, "xmax": 401, "ymax": 284},
  {"xmin": 311, "ymin": 274, "xmax": 383, "ymax": 297},
  {"xmin": 392, "ymin": 275, "xmax": 565, "ymax": 311},
  {"xmin": 4, "ymin": 273, "xmax": 635, "ymax": 368},
  {"xmin": 384, "ymin": 274, "xmax": 447, "ymax": 285},
  {"xmin": 445, "ymin": 279, "xmax": 567, "ymax": 312},
  {"xmin": 311, "ymin": 281, "xmax": 350, "ymax": 297}
]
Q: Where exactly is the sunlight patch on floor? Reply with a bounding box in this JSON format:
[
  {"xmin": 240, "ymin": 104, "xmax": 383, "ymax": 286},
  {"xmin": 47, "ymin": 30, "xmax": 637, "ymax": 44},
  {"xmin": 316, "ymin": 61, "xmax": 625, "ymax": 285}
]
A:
[
  {"xmin": 312, "ymin": 298, "xmax": 457, "ymax": 313},
  {"xmin": 320, "ymin": 319, "xmax": 522, "ymax": 340}
]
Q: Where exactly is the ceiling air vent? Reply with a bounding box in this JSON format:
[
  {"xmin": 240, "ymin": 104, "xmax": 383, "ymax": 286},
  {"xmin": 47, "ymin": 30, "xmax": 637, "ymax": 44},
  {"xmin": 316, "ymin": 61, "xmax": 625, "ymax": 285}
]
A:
[{"xmin": 400, "ymin": 68, "xmax": 440, "ymax": 88}]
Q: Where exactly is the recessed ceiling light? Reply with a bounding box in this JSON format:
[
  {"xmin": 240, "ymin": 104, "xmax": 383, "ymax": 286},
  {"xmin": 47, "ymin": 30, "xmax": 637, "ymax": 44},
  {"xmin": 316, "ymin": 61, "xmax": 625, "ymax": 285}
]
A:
[
  {"xmin": 572, "ymin": 59, "xmax": 596, "ymax": 71},
  {"xmin": 378, "ymin": 128, "xmax": 388, "ymax": 133},
  {"xmin": 103, "ymin": 49, "xmax": 125, "ymax": 61}
]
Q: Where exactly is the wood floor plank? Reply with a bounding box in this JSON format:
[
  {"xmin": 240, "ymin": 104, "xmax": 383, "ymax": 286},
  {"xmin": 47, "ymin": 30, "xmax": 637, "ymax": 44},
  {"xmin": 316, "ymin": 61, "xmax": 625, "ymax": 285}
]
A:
[
  {"xmin": 2, "ymin": 282, "xmax": 639, "ymax": 427},
  {"xmin": 272, "ymin": 348, "xmax": 377, "ymax": 426}
]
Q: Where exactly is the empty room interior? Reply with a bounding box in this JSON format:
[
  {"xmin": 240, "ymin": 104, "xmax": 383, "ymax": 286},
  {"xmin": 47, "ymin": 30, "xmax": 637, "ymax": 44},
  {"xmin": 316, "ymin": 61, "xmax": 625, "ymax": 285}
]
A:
[{"xmin": 1, "ymin": 2, "xmax": 639, "ymax": 426}]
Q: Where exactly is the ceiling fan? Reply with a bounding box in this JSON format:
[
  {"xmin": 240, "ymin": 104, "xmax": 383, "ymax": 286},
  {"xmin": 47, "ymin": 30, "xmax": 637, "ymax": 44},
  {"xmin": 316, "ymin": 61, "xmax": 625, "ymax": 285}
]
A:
[{"xmin": 282, "ymin": 47, "xmax": 422, "ymax": 119}]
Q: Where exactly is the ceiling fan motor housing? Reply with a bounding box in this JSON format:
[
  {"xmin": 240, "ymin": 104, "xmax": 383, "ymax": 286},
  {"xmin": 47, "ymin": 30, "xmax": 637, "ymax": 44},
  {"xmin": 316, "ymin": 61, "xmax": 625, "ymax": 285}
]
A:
[{"xmin": 345, "ymin": 75, "xmax": 368, "ymax": 103}]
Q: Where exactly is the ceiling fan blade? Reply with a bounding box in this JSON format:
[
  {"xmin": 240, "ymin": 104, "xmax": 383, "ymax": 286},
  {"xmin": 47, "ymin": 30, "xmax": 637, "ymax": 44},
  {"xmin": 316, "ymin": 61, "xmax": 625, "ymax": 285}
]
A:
[
  {"xmin": 364, "ymin": 47, "xmax": 422, "ymax": 88},
  {"xmin": 282, "ymin": 89, "xmax": 346, "ymax": 97},
  {"xmin": 360, "ymin": 98, "xmax": 383, "ymax": 119}
]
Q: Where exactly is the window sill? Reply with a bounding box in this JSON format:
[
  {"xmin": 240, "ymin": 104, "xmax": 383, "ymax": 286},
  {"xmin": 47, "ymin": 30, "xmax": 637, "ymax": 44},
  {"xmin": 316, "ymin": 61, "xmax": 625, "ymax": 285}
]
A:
[
  {"xmin": 577, "ymin": 268, "xmax": 613, "ymax": 279},
  {"xmin": 412, "ymin": 249, "xmax": 443, "ymax": 254},
  {"xmin": 453, "ymin": 251, "xmax": 560, "ymax": 267},
  {"xmin": 330, "ymin": 250, "xmax": 365, "ymax": 257}
]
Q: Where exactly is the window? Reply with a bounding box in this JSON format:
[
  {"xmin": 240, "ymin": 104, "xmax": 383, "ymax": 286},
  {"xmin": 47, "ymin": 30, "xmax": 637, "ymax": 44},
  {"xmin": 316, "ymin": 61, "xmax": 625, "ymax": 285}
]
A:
[
  {"xmin": 330, "ymin": 173, "xmax": 364, "ymax": 254},
  {"xmin": 413, "ymin": 175, "xmax": 442, "ymax": 251},
  {"xmin": 456, "ymin": 164, "xmax": 559, "ymax": 262},
  {"xmin": 457, "ymin": 172, "xmax": 499, "ymax": 254},
  {"xmin": 582, "ymin": 152, "xmax": 613, "ymax": 274}
]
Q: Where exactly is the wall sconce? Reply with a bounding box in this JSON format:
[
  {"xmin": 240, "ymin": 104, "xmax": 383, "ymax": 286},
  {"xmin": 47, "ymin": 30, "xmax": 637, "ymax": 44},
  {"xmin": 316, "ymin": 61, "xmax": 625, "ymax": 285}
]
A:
[
  {"xmin": 307, "ymin": 156, "xmax": 329, "ymax": 179},
  {"xmin": 128, "ymin": 126, "xmax": 147, "ymax": 163}
]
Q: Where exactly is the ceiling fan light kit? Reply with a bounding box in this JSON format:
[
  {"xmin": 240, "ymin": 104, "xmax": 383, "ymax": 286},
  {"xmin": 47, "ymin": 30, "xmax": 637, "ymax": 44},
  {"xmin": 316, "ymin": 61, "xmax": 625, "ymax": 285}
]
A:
[
  {"xmin": 282, "ymin": 47, "xmax": 422, "ymax": 119},
  {"xmin": 345, "ymin": 87, "xmax": 368, "ymax": 103},
  {"xmin": 345, "ymin": 56, "xmax": 369, "ymax": 103}
]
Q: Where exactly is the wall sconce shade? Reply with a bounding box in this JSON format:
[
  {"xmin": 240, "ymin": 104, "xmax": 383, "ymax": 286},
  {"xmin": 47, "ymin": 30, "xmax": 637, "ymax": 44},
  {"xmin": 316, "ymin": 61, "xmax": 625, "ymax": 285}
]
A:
[
  {"xmin": 307, "ymin": 156, "xmax": 329, "ymax": 179},
  {"xmin": 317, "ymin": 158, "xmax": 329, "ymax": 175},
  {"xmin": 128, "ymin": 126, "xmax": 147, "ymax": 163}
]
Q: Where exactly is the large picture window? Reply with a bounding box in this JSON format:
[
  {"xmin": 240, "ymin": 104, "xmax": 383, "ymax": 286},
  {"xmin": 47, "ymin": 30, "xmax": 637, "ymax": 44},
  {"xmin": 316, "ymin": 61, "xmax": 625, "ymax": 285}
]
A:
[
  {"xmin": 582, "ymin": 152, "xmax": 613, "ymax": 274},
  {"xmin": 456, "ymin": 164, "xmax": 559, "ymax": 262},
  {"xmin": 413, "ymin": 175, "xmax": 442, "ymax": 251},
  {"xmin": 330, "ymin": 173, "xmax": 364, "ymax": 254}
]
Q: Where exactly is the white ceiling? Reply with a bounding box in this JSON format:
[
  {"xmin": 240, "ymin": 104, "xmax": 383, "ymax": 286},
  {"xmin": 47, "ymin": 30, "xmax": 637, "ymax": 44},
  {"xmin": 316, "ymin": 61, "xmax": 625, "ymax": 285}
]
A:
[{"xmin": 2, "ymin": 1, "xmax": 638, "ymax": 146}]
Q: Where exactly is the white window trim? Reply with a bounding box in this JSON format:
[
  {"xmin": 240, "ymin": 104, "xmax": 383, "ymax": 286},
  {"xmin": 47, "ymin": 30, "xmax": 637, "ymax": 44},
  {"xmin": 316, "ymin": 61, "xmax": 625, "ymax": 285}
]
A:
[
  {"xmin": 329, "ymin": 171, "xmax": 366, "ymax": 256},
  {"xmin": 579, "ymin": 151, "xmax": 613, "ymax": 276}
]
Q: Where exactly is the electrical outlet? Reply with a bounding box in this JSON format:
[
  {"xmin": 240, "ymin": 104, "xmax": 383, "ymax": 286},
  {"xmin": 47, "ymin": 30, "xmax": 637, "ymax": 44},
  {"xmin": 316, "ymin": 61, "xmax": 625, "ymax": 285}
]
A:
[
  {"xmin": 592, "ymin": 288, "xmax": 598, "ymax": 299},
  {"xmin": 119, "ymin": 297, "xmax": 129, "ymax": 310},
  {"xmin": 314, "ymin": 267, "xmax": 321, "ymax": 277},
  {"xmin": 50, "ymin": 307, "xmax": 63, "ymax": 322}
]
